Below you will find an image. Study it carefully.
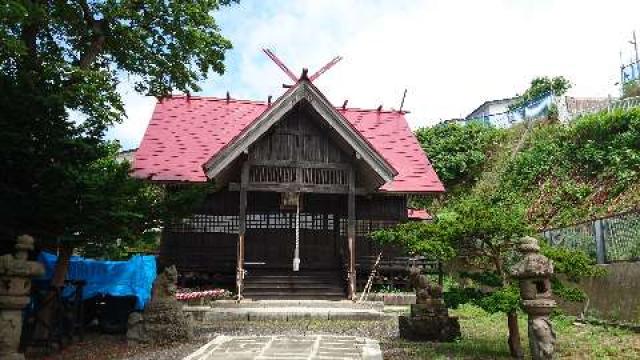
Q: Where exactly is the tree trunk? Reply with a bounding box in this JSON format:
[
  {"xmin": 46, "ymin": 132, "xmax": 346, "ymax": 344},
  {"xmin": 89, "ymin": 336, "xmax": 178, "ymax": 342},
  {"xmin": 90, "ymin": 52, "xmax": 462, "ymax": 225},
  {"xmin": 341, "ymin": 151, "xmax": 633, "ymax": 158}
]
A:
[
  {"xmin": 34, "ymin": 246, "xmax": 73, "ymax": 341},
  {"xmin": 507, "ymin": 310, "xmax": 524, "ymax": 359},
  {"xmin": 50, "ymin": 246, "xmax": 73, "ymax": 287}
]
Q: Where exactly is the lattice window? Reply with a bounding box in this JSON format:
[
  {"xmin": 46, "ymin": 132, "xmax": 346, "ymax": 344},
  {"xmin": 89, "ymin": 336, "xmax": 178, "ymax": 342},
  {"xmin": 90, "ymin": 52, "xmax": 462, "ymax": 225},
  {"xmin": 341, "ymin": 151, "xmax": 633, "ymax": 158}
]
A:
[
  {"xmin": 169, "ymin": 214, "xmax": 239, "ymax": 234},
  {"xmin": 250, "ymin": 166, "xmax": 296, "ymax": 183},
  {"xmin": 247, "ymin": 214, "xmax": 269, "ymax": 229},
  {"xmin": 339, "ymin": 219, "xmax": 400, "ymax": 237},
  {"xmin": 298, "ymin": 213, "xmax": 328, "ymax": 230},
  {"xmin": 170, "ymin": 213, "xmax": 340, "ymax": 234},
  {"xmin": 302, "ymin": 167, "xmax": 347, "ymax": 185},
  {"xmin": 267, "ymin": 212, "xmax": 292, "ymax": 229}
]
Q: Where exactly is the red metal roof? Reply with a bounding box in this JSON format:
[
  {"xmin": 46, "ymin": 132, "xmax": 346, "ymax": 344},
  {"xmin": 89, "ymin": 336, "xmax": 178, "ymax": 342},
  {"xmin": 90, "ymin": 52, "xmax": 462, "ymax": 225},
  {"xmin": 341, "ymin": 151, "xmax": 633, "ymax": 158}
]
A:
[
  {"xmin": 133, "ymin": 96, "xmax": 444, "ymax": 193},
  {"xmin": 407, "ymin": 208, "xmax": 433, "ymax": 221}
]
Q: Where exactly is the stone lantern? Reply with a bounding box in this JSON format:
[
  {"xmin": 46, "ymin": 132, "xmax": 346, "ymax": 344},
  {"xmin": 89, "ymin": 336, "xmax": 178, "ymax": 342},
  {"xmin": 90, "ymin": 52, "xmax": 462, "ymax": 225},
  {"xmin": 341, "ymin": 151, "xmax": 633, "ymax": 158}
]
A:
[
  {"xmin": 511, "ymin": 236, "xmax": 556, "ymax": 360},
  {"xmin": 0, "ymin": 235, "xmax": 45, "ymax": 360}
]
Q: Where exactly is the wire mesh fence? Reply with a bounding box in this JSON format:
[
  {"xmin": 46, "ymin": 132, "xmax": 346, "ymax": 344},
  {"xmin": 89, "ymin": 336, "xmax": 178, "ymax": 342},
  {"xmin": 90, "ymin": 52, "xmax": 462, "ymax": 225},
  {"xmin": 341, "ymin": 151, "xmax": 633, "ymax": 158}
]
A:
[{"xmin": 541, "ymin": 210, "xmax": 640, "ymax": 263}]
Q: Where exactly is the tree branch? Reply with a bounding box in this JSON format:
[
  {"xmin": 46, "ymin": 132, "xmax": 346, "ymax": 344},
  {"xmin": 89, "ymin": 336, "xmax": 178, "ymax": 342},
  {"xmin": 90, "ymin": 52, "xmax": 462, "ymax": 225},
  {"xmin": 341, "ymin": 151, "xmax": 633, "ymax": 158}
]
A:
[{"xmin": 77, "ymin": 0, "xmax": 106, "ymax": 69}]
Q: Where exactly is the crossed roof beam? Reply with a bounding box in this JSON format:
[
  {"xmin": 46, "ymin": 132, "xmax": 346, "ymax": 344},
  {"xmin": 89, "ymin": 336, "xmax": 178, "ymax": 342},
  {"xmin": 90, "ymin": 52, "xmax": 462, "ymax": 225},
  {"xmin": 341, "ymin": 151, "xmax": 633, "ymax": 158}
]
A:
[{"xmin": 262, "ymin": 48, "xmax": 343, "ymax": 83}]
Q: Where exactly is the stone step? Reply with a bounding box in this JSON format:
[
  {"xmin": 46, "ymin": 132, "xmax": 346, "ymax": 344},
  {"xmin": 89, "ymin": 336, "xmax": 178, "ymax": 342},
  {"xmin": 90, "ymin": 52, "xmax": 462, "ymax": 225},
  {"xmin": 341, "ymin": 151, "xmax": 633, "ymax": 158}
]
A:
[
  {"xmin": 245, "ymin": 294, "xmax": 345, "ymax": 301},
  {"xmin": 184, "ymin": 306, "xmax": 386, "ymax": 322},
  {"xmin": 206, "ymin": 300, "xmax": 384, "ymax": 311},
  {"xmin": 244, "ymin": 280, "xmax": 343, "ymax": 287},
  {"xmin": 244, "ymin": 283, "xmax": 344, "ymax": 293}
]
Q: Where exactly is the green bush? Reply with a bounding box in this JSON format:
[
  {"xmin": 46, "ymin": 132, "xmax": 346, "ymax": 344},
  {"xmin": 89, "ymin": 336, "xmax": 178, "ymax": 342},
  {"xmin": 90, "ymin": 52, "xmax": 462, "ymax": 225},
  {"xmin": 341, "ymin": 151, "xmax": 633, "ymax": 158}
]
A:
[{"xmin": 415, "ymin": 122, "xmax": 504, "ymax": 189}]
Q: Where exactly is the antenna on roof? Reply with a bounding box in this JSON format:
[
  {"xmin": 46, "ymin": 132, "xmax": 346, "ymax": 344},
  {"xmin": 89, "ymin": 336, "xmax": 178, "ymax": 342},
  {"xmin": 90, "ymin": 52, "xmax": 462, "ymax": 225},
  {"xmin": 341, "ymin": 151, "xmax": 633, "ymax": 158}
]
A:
[
  {"xmin": 309, "ymin": 56, "xmax": 343, "ymax": 82},
  {"xmin": 377, "ymin": 105, "xmax": 383, "ymax": 112},
  {"xmin": 342, "ymin": 100, "xmax": 348, "ymax": 110},
  {"xmin": 268, "ymin": 95, "xmax": 272, "ymax": 106},
  {"xmin": 399, "ymin": 89, "xmax": 407, "ymax": 113},
  {"xmin": 263, "ymin": 49, "xmax": 298, "ymax": 82},
  {"xmin": 226, "ymin": 91, "xmax": 230, "ymax": 104}
]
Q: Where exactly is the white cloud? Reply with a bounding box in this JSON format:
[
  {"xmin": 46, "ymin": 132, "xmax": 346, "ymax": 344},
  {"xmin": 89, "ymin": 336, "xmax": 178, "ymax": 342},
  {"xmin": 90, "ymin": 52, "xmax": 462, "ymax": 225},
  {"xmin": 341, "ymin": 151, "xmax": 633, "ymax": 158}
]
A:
[
  {"xmin": 106, "ymin": 78, "xmax": 156, "ymax": 150},
  {"xmin": 109, "ymin": 0, "xmax": 640, "ymax": 148}
]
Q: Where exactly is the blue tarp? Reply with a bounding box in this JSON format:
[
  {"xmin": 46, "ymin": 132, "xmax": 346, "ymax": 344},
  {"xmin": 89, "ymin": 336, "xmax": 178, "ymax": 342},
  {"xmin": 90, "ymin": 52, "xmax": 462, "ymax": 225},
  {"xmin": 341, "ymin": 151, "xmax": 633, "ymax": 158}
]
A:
[
  {"xmin": 622, "ymin": 61, "xmax": 640, "ymax": 83},
  {"xmin": 469, "ymin": 93, "xmax": 553, "ymax": 128},
  {"xmin": 38, "ymin": 252, "xmax": 156, "ymax": 310}
]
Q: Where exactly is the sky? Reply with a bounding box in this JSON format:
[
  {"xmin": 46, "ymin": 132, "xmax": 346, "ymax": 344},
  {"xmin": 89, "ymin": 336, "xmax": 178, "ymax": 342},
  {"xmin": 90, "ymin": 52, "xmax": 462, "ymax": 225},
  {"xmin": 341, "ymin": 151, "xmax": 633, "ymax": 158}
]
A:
[{"xmin": 108, "ymin": 0, "xmax": 640, "ymax": 150}]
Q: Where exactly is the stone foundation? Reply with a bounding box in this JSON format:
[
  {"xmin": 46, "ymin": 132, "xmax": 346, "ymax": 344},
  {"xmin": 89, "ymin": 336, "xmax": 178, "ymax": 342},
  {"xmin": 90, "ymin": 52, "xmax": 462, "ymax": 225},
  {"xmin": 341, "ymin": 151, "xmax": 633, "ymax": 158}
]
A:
[{"xmin": 398, "ymin": 313, "xmax": 461, "ymax": 342}]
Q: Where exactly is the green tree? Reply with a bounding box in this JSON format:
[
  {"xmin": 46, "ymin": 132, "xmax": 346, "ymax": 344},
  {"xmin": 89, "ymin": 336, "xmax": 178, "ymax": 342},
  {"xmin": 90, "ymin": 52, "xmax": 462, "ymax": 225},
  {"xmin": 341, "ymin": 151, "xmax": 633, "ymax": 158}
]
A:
[
  {"xmin": 1, "ymin": 0, "xmax": 235, "ymax": 252},
  {"xmin": 415, "ymin": 122, "xmax": 504, "ymax": 190},
  {"xmin": 373, "ymin": 193, "xmax": 532, "ymax": 357},
  {"xmin": 0, "ymin": 0, "xmax": 236, "ymax": 331},
  {"xmin": 509, "ymin": 76, "xmax": 572, "ymax": 110},
  {"xmin": 373, "ymin": 193, "xmax": 603, "ymax": 358}
]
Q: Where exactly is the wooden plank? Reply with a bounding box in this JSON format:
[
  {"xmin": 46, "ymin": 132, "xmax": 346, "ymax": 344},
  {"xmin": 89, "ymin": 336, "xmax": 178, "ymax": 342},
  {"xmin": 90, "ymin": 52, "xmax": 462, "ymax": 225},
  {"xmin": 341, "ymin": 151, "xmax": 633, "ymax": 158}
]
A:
[
  {"xmin": 347, "ymin": 166, "xmax": 356, "ymax": 300},
  {"xmin": 237, "ymin": 161, "xmax": 249, "ymax": 300},
  {"xmin": 228, "ymin": 182, "xmax": 368, "ymax": 195}
]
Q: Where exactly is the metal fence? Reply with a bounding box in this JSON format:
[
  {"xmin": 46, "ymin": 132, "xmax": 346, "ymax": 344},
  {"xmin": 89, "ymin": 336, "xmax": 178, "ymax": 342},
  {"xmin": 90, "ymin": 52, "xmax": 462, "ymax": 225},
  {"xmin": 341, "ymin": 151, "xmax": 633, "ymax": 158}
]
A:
[
  {"xmin": 608, "ymin": 96, "xmax": 640, "ymax": 111},
  {"xmin": 541, "ymin": 210, "xmax": 640, "ymax": 264},
  {"xmin": 561, "ymin": 95, "xmax": 640, "ymax": 122}
]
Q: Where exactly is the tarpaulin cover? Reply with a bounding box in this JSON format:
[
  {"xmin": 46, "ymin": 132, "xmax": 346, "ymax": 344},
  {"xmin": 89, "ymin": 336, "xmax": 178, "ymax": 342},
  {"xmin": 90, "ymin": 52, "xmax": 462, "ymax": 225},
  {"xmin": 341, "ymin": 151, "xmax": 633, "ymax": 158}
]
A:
[{"xmin": 38, "ymin": 252, "xmax": 156, "ymax": 310}]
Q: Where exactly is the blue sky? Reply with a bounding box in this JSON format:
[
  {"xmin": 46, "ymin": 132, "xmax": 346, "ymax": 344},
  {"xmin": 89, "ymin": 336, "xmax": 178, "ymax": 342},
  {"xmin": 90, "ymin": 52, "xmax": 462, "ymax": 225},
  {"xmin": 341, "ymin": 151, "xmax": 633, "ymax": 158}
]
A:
[{"xmin": 109, "ymin": 0, "xmax": 640, "ymax": 150}]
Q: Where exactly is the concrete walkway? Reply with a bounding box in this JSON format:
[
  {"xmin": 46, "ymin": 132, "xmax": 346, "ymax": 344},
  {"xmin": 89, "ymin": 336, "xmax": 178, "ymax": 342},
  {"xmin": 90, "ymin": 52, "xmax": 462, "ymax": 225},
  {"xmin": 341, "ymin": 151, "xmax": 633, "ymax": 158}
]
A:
[
  {"xmin": 184, "ymin": 335, "xmax": 383, "ymax": 360},
  {"xmin": 184, "ymin": 300, "xmax": 387, "ymax": 322}
]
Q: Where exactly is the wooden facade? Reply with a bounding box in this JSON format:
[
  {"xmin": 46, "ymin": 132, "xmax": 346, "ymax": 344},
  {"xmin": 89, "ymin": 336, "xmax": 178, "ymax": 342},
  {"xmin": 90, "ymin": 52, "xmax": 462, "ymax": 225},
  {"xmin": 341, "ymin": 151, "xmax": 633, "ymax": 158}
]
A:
[
  {"xmin": 160, "ymin": 102, "xmax": 409, "ymax": 299},
  {"xmin": 134, "ymin": 74, "xmax": 446, "ymax": 301}
]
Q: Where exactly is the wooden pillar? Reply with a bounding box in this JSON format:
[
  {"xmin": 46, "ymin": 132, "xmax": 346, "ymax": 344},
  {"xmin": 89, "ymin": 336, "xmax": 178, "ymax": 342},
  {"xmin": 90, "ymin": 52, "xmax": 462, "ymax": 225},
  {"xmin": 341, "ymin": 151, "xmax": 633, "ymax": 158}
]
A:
[
  {"xmin": 237, "ymin": 162, "xmax": 249, "ymax": 300},
  {"xmin": 347, "ymin": 167, "xmax": 356, "ymax": 300}
]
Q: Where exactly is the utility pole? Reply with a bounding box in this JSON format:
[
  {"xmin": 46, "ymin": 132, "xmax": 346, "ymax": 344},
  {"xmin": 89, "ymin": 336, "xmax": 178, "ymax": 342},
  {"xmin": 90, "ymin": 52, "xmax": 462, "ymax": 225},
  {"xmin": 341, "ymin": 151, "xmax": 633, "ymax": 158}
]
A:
[
  {"xmin": 629, "ymin": 31, "xmax": 639, "ymax": 81},
  {"xmin": 632, "ymin": 31, "xmax": 639, "ymax": 65},
  {"xmin": 620, "ymin": 50, "xmax": 625, "ymax": 93}
]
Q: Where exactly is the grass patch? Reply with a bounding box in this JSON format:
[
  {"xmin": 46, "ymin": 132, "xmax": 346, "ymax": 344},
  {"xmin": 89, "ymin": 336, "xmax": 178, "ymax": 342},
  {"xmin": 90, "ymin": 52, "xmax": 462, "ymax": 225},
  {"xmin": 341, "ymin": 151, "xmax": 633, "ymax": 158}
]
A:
[
  {"xmin": 31, "ymin": 304, "xmax": 640, "ymax": 359},
  {"xmin": 382, "ymin": 304, "xmax": 640, "ymax": 359}
]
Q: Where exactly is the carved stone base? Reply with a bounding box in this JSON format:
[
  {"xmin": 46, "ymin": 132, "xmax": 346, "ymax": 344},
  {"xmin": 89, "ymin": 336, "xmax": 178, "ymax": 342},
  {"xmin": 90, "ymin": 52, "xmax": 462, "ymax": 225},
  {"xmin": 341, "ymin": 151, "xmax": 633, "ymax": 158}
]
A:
[
  {"xmin": 528, "ymin": 315, "xmax": 556, "ymax": 360},
  {"xmin": 399, "ymin": 314, "xmax": 461, "ymax": 342},
  {"xmin": 410, "ymin": 302, "xmax": 448, "ymax": 318},
  {"xmin": 127, "ymin": 299, "xmax": 193, "ymax": 345},
  {"xmin": 0, "ymin": 307, "xmax": 25, "ymax": 360}
]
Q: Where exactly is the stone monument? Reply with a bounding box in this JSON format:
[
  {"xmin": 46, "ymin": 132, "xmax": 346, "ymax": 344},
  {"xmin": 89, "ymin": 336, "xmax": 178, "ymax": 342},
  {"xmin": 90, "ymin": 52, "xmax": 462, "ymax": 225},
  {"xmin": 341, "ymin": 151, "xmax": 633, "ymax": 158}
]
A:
[
  {"xmin": 399, "ymin": 267, "xmax": 461, "ymax": 341},
  {"xmin": 0, "ymin": 235, "xmax": 45, "ymax": 360},
  {"xmin": 511, "ymin": 236, "xmax": 556, "ymax": 360},
  {"xmin": 127, "ymin": 265, "xmax": 193, "ymax": 344}
]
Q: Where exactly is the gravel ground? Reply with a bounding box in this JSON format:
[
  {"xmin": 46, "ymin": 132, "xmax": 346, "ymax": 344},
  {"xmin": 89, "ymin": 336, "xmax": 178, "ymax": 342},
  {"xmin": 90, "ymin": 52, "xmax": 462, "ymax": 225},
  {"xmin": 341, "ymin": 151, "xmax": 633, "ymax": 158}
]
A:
[
  {"xmin": 26, "ymin": 319, "xmax": 400, "ymax": 360},
  {"xmin": 29, "ymin": 306, "xmax": 639, "ymax": 359}
]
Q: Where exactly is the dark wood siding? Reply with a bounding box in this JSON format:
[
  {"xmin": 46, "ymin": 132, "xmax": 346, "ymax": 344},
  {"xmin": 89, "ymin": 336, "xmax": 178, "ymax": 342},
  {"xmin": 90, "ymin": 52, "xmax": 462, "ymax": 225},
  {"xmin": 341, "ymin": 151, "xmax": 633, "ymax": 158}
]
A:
[{"xmin": 160, "ymin": 190, "xmax": 407, "ymax": 278}]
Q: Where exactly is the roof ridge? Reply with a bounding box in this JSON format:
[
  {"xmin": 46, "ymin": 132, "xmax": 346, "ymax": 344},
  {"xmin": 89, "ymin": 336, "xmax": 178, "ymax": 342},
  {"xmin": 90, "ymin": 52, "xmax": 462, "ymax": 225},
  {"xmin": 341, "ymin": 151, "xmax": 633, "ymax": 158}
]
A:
[
  {"xmin": 165, "ymin": 94, "xmax": 268, "ymax": 105},
  {"xmin": 165, "ymin": 95, "xmax": 406, "ymax": 114},
  {"xmin": 338, "ymin": 107, "xmax": 405, "ymax": 114}
]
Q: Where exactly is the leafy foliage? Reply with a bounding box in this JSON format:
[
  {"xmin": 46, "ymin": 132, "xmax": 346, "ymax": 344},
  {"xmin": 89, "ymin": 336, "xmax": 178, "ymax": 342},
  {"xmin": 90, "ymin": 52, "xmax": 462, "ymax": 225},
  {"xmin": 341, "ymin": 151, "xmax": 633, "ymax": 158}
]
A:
[
  {"xmin": 541, "ymin": 242, "xmax": 606, "ymax": 281},
  {"xmin": 0, "ymin": 1, "xmax": 236, "ymax": 249},
  {"xmin": 370, "ymin": 221, "xmax": 455, "ymax": 260},
  {"xmin": 415, "ymin": 122, "xmax": 503, "ymax": 189},
  {"xmin": 50, "ymin": 144, "xmax": 211, "ymax": 259},
  {"xmin": 381, "ymin": 89, "xmax": 629, "ymax": 326},
  {"xmin": 475, "ymin": 285, "xmax": 521, "ymax": 314},
  {"xmin": 509, "ymin": 76, "xmax": 572, "ymax": 110},
  {"xmin": 502, "ymin": 108, "xmax": 640, "ymax": 227}
]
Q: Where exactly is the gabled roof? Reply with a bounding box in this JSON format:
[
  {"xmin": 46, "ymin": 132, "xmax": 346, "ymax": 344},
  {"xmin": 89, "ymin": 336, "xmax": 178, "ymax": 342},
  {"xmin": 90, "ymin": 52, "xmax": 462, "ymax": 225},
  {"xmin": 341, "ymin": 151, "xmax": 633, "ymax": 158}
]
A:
[
  {"xmin": 133, "ymin": 90, "xmax": 444, "ymax": 193},
  {"xmin": 203, "ymin": 79, "xmax": 397, "ymax": 186}
]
